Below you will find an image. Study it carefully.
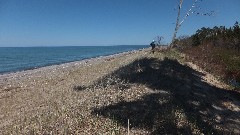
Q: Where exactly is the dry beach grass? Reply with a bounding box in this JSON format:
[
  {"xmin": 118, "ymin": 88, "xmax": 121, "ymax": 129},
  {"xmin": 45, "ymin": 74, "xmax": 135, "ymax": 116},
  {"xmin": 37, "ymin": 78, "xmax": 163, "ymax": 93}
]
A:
[{"xmin": 0, "ymin": 48, "xmax": 240, "ymax": 134}]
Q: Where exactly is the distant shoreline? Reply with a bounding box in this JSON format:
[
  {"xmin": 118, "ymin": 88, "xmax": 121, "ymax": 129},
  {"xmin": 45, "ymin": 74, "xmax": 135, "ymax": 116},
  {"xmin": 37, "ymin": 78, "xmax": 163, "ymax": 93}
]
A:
[
  {"xmin": 0, "ymin": 48, "xmax": 148, "ymax": 78},
  {"xmin": 0, "ymin": 45, "xmax": 147, "ymax": 75},
  {"xmin": 0, "ymin": 45, "xmax": 148, "ymax": 48}
]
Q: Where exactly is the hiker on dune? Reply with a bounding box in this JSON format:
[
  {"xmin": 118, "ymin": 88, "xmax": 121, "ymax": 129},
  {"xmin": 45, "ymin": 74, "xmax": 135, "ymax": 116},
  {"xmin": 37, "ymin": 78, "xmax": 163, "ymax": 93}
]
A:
[{"xmin": 150, "ymin": 40, "xmax": 156, "ymax": 53}]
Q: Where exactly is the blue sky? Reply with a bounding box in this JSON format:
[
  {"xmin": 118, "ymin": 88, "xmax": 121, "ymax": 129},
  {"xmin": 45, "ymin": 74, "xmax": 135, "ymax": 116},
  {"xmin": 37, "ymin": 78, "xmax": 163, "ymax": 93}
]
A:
[{"xmin": 0, "ymin": 0, "xmax": 239, "ymax": 47}]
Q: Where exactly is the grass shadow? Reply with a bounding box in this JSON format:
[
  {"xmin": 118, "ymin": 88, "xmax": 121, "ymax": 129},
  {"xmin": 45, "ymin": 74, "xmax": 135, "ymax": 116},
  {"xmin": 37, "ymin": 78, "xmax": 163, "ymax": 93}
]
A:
[{"xmin": 76, "ymin": 57, "xmax": 240, "ymax": 134}]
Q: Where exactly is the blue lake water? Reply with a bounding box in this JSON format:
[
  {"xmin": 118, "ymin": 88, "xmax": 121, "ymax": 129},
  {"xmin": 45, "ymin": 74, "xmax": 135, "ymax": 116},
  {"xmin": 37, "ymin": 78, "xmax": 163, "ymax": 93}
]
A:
[{"xmin": 0, "ymin": 45, "xmax": 147, "ymax": 74}]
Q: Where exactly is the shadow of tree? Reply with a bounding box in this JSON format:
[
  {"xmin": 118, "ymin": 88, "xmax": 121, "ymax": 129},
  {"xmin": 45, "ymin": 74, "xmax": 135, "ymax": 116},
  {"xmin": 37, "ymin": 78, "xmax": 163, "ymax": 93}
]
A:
[{"xmin": 78, "ymin": 57, "xmax": 240, "ymax": 134}]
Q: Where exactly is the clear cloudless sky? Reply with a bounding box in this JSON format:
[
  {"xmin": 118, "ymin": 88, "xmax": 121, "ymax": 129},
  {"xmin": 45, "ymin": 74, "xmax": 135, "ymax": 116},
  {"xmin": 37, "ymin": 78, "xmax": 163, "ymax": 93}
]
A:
[{"xmin": 0, "ymin": 0, "xmax": 239, "ymax": 47}]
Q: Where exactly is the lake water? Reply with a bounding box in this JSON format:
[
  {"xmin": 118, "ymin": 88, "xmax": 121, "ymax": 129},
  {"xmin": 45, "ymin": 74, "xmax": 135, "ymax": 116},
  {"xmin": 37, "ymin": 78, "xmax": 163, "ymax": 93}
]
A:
[{"xmin": 0, "ymin": 45, "xmax": 147, "ymax": 74}]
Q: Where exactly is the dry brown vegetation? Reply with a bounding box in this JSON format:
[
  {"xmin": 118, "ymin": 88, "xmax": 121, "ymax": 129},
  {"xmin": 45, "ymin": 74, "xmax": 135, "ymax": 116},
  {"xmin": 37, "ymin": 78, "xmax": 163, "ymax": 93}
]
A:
[
  {"xmin": 0, "ymin": 48, "xmax": 240, "ymax": 134},
  {"xmin": 175, "ymin": 22, "xmax": 240, "ymax": 89},
  {"xmin": 181, "ymin": 42, "xmax": 240, "ymax": 90}
]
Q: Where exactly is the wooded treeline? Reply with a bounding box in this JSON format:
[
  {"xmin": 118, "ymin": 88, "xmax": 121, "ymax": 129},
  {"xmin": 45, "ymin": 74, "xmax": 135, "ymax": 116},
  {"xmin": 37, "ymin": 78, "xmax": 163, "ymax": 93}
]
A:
[
  {"xmin": 176, "ymin": 21, "xmax": 240, "ymax": 49},
  {"xmin": 175, "ymin": 21, "xmax": 240, "ymax": 87}
]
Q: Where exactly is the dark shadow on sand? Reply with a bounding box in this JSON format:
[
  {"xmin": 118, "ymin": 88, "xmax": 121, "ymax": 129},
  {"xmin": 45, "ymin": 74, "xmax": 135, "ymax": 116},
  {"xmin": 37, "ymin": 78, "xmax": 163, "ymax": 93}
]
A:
[{"xmin": 76, "ymin": 57, "xmax": 240, "ymax": 134}]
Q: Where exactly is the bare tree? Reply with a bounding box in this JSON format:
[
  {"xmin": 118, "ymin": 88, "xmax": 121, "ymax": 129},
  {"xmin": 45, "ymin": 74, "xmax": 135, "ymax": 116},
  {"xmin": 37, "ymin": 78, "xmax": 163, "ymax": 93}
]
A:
[
  {"xmin": 154, "ymin": 36, "xmax": 164, "ymax": 45},
  {"xmin": 171, "ymin": 0, "xmax": 214, "ymax": 47},
  {"xmin": 171, "ymin": 0, "xmax": 184, "ymax": 47}
]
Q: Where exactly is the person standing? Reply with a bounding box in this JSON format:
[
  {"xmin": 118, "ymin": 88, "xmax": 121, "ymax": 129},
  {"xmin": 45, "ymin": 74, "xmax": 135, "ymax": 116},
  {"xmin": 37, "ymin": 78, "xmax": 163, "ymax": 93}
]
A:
[{"xmin": 150, "ymin": 40, "xmax": 156, "ymax": 53}]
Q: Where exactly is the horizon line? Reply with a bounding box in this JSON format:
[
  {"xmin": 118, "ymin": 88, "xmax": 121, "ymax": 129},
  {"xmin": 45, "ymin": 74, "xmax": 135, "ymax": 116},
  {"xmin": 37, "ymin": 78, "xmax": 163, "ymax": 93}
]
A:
[{"xmin": 0, "ymin": 44, "xmax": 148, "ymax": 48}]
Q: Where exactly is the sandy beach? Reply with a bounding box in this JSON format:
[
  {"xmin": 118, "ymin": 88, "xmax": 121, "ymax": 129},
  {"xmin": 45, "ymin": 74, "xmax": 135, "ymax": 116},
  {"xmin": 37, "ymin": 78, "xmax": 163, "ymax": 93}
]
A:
[
  {"xmin": 0, "ymin": 48, "xmax": 151, "ymax": 134},
  {"xmin": 1, "ymin": 48, "xmax": 240, "ymax": 134}
]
